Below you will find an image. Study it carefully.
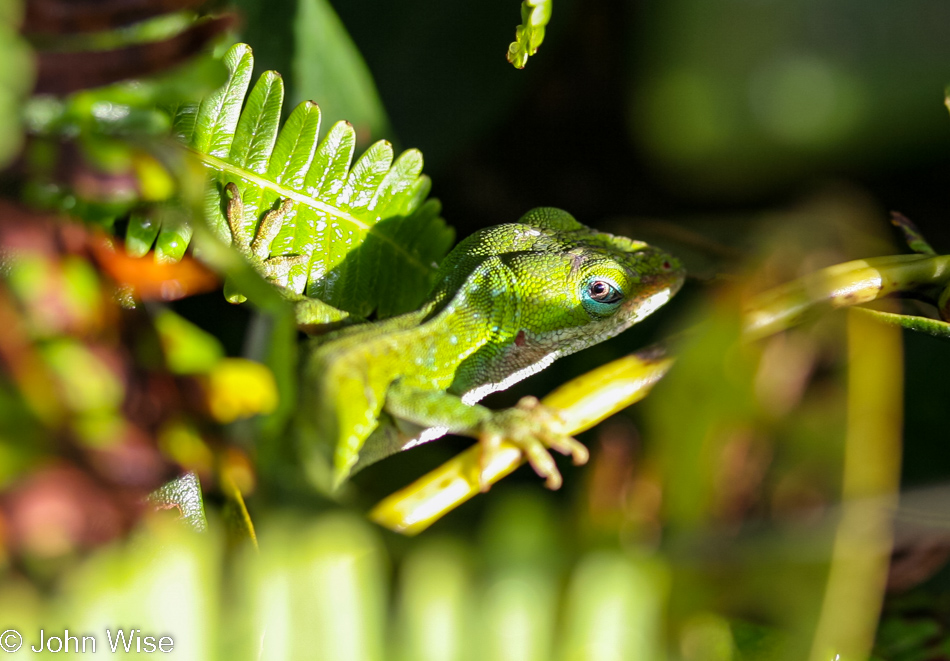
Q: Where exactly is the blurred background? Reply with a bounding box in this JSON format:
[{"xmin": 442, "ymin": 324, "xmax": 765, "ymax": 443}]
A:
[{"xmin": 3, "ymin": 0, "xmax": 950, "ymax": 659}]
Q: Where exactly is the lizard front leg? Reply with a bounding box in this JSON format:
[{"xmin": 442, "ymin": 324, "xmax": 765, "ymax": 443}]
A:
[{"xmin": 384, "ymin": 380, "xmax": 588, "ymax": 489}]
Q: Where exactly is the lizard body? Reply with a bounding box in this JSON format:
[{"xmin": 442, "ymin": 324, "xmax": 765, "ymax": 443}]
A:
[
  {"xmin": 223, "ymin": 186, "xmax": 684, "ymax": 488},
  {"xmin": 299, "ymin": 208, "xmax": 686, "ymax": 488}
]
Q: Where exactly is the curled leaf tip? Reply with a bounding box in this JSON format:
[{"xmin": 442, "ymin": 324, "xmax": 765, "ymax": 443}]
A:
[
  {"xmin": 890, "ymin": 211, "xmax": 936, "ymax": 255},
  {"xmin": 506, "ymin": 0, "xmax": 551, "ymax": 69}
]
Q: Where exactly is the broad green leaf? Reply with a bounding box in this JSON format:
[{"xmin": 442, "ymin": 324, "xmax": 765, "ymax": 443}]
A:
[
  {"xmin": 173, "ymin": 43, "xmax": 453, "ymax": 319},
  {"xmin": 294, "ymin": 0, "xmax": 391, "ymax": 146}
]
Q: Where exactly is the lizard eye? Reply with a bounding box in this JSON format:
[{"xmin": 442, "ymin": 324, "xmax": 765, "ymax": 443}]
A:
[
  {"xmin": 587, "ymin": 280, "xmax": 623, "ymax": 304},
  {"xmin": 582, "ymin": 278, "xmax": 624, "ymax": 315}
]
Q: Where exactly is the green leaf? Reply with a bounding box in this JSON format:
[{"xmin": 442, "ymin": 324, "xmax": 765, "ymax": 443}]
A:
[
  {"xmin": 0, "ymin": 9, "xmax": 34, "ymax": 168},
  {"xmin": 174, "ymin": 43, "xmax": 453, "ymax": 319},
  {"xmin": 507, "ymin": 0, "xmax": 552, "ymax": 69},
  {"xmin": 154, "ymin": 309, "xmax": 225, "ymax": 375},
  {"xmin": 184, "ymin": 43, "xmax": 255, "ymax": 160},
  {"xmin": 854, "ymin": 307, "xmax": 950, "ymax": 340},
  {"xmin": 126, "ymin": 209, "xmax": 162, "ymax": 257},
  {"xmin": 293, "ymin": 0, "xmax": 391, "ymax": 146}
]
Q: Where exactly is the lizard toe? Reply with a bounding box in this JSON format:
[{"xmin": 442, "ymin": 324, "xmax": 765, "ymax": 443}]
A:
[
  {"xmin": 545, "ymin": 434, "xmax": 589, "ymax": 466},
  {"xmin": 520, "ymin": 438, "xmax": 563, "ymax": 490}
]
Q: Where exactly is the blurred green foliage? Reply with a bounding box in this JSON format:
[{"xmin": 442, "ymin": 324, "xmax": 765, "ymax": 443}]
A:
[
  {"xmin": 630, "ymin": 0, "xmax": 950, "ymax": 196},
  {"xmin": 0, "ymin": 0, "xmax": 33, "ymax": 168},
  {"xmin": 0, "ymin": 494, "xmax": 676, "ymax": 661}
]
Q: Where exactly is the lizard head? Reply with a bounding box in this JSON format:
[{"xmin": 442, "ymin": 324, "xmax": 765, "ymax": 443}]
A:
[
  {"xmin": 509, "ymin": 207, "xmax": 686, "ymax": 356},
  {"xmin": 435, "ymin": 208, "xmax": 685, "ymax": 403}
]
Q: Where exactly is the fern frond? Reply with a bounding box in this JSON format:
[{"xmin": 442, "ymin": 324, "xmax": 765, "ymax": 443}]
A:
[{"xmin": 149, "ymin": 43, "xmax": 453, "ymax": 319}]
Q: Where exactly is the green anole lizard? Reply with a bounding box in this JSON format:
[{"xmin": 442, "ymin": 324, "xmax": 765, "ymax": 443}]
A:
[{"xmin": 224, "ymin": 184, "xmax": 685, "ymax": 489}]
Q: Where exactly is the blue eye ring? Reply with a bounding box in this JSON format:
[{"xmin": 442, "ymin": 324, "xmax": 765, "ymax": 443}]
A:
[{"xmin": 582, "ymin": 277, "xmax": 624, "ymax": 315}]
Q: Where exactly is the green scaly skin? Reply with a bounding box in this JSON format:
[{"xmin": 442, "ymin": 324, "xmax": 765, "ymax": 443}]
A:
[{"xmin": 225, "ymin": 187, "xmax": 685, "ymax": 489}]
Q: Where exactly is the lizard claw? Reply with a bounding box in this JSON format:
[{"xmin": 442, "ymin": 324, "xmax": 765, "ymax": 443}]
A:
[
  {"xmin": 477, "ymin": 397, "xmax": 587, "ymax": 490},
  {"xmin": 548, "ymin": 435, "xmax": 590, "ymax": 466}
]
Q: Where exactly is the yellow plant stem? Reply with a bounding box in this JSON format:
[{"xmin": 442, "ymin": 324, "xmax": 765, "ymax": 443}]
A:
[
  {"xmin": 808, "ymin": 309, "xmax": 903, "ymax": 661},
  {"xmin": 370, "ymin": 349, "xmax": 674, "ymax": 535},
  {"xmin": 745, "ymin": 253, "xmax": 950, "ymax": 339}
]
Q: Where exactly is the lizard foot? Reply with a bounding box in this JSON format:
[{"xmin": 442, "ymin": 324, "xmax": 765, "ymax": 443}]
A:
[{"xmin": 478, "ymin": 396, "xmax": 589, "ymax": 491}]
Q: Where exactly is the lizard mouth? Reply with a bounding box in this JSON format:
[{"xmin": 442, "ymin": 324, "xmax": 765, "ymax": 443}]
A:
[
  {"xmin": 612, "ymin": 247, "xmax": 686, "ymax": 323},
  {"xmin": 594, "ymin": 246, "xmax": 685, "ymax": 329},
  {"xmin": 633, "ymin": 247, "xmax": 687, "ymax": 298}
]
